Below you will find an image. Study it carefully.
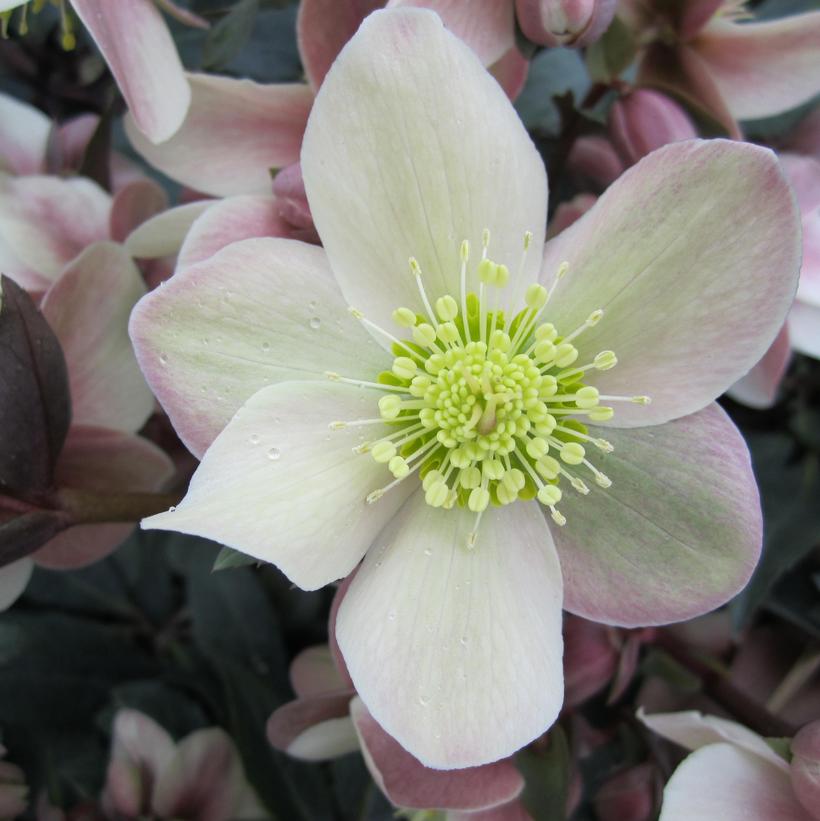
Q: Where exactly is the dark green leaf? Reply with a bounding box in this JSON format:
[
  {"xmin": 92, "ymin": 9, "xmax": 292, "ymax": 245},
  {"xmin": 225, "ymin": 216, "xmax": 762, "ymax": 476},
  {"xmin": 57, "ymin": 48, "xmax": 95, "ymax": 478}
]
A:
[
  {"xmin": 0, "ymin": 276, "xmax": 70, "ymax": 498},
  {"xmin": 203, "ymin": 0, "xmax": 259, "ymax": 70},
  {"xmin": 517, "ymin": 726, "xmax": 571, "ymax": 820},
  {"xmin": 585, "ymin": 16, "xmax": 637, "ymax": 83}
]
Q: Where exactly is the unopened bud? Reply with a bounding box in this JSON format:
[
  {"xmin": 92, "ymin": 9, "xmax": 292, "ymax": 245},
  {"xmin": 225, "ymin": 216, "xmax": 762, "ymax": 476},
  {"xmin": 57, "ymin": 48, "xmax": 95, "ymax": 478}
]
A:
[{"xmin": 515, "ymin": 0, "xmax": 617, "ymax": 48}]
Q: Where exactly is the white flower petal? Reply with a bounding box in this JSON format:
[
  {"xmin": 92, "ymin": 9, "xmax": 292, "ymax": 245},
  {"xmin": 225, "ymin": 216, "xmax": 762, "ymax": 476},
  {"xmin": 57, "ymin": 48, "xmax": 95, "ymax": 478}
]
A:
[
  {"xmin": 302, "ymin": 8, "xmax": 546, "ymax": 332},
  {"xmin": 336, "ymin": 493, "xmax": 563, "ymax": 769}
]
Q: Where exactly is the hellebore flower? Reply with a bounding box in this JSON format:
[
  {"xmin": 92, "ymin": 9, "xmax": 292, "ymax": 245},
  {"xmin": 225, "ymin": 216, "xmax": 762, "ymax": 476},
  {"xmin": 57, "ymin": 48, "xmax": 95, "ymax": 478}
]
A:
[
  {"xmin": 131, "ymin": 9, "xmax": 800, "ymax": 768},
  {"xmin": 619, "ymin": 0, "xmax": 820, "ymax": 137},
  {"xmin": 0, "ymin": 0, "xmax": 202, "ymax": 143},
  {"xmin": 101, "ymin": 709, "xmax": 265, "ymax": 821},
  {"xmin": 640, "ymin": 710, "xmax": 820, "ymax": 820},
  {"xmin": 0, "ymin": 243, "xmax": 173, "ymax": 610},
  {"xmin": 125, "ymin": 0, "xmax": 525, "ymax": 200},
  {"xmin": 268, "ymin": 578, "xmax": 528, "ymax": 817}
]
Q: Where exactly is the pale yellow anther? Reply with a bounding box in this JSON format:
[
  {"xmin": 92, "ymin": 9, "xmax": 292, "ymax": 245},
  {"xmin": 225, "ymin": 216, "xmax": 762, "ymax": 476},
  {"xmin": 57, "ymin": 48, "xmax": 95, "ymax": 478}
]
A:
[
  {"xmin": 534, "ymin": 340, "xmax": 556, "ymax": 362},
  {"xmin": 560, "ymin": 442, "xmax": 586, "ymax": 465},
  {"xmin": 392, "ymin": 356, "xmax": 417, "ymax": 380},
  {"xmin": 482, "ymin": 228, "xmax": 491, "ymax": 249},
  {"xmin": 595, "ymin": 472, "xmax": 612, "ymax": 488},
  {"xmin": 409, "ymin": 257, "xmax": 422, "ymax": 278},
  {"xmin": 538, "ymin": 485, "xmax": 562, "ymax": 506},
  {"xmin": 348, "ymin": 307, "xmax": 364, "ymax": 320},
  {"xmin": 497, "ymin": 483, "xmax": 517, "ymax": 505},
  {"xmin": 378, "ymin": 394, "xmax": 402, "ymax": 419},
  {"xmin": 325, "ymin": 371, "xmax": 341, "ymax": 381},
  {"xmin": 589, "ymin": 406, "xmax": 614, "ymax": 421},
  {"xmin": 478, "ymin": 258, "xmax": 496, "ymax": 284},
  {"xmin": 372, "ymin": 441, "xmax": 397, "ymax": 463},
  {"xmin": 526, "ymin": 437, "xmax": 549, "ymax": 459},
  {"xmin": 413, "ymin": 323, "xmax": 437, "ymax": 347},
  {"xmin": 460, "ymin": 466, "xmax": 481, "ymax": 489},
  {"xmin": 594, "ymin": 351, "xmax": 617, "ymax": 370},
  {"xmin": 535, "ymin": 323, "xmax": 557, "ymax": 342},
  {"xmin": 631, "ymin": 395, "xmax": 652, "ymax": 405},
  {"xmin": 586, "ymin": 309, "xmax": 604, "ymax": 327},
  {"xmin": 389, "ymin": 456, "xmax": 410, "ymax": 478},
  {"xmin": 576, "ymin": 386, "xmax": 600, "ymax": 409},
  {"xmin": 571, "ymin": 477, "xmax": 590, "ymax": 495},
  {"xmin": 540, "ymin": 375, "xmax": 558, "ymax": 397},
  {"xmin": 495, "ymin": 264, "xmax": 510, "ymax": 287},
  {"xmin": 366, "ymin": 489, "xmax": 385, "ymax": 504},
  {"xmin": 468, "ymin": 487, "xmax": 490, "ymax": 513},
  {"xmin": 536, "ymin": 455, "xmax": 561, "ymax": 479},
  {"xmin": 460, "ymin": 239, "xmax": 470, "ymax": 262},
  {"xmin": 593, "ymin": 438, "xmax": 613, "ymax": 452},
  {"xmin": 525, "ymin": 283, "xmax": 548, "ymax": 310},
  {"xmin": 435, "ymin": 295, "xmax": 458, "ymax": 322},
  {"xmin": 553, "ymin": 344, "xmax": 578, "ymax": 368},
  {"xmin": 437, "ymin": 322, "xmax": 460, "ymax": 344},
  {"xmin": 483, "ymin": 459, "xmax": 504, "ymax": 480},
  {"xmin": 328, "ymin": 421, "xmax": 347, "ymax": 430},
  {"xmin": 392, "ymin": 307, "xmax": 417, "ymax": 328},
  {"xmin": 422, "ymin": 470, "xmax": 443, "ymax": 491},
  {"xmin": 443, "ymin": 489, "xmax": 458, "ymax": 510},
  {"xmin": 426, "ymin": 481, "xmax": 449, "ymax": 507},
  {"xmin": 489, "ymin": 330, "xmax": 511, "ymax": 352},
  {"xmin": 556, "ymin": 261, "xmax": 569, "ymax": 279},
  {"xmin": 523, "ymin": 230, "xmax": 533, "ymax": 251}
]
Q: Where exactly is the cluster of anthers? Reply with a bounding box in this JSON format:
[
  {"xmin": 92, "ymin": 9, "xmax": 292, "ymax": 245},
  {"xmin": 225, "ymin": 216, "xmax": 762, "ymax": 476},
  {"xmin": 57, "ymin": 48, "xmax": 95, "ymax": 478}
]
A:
[{"xmin": 328, "ymin": 230, "xmax": 649, "ymax": 546}]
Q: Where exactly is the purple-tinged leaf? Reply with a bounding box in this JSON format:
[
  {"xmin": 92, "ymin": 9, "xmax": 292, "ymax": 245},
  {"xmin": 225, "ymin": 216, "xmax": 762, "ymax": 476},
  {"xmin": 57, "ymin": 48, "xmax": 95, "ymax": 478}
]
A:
[{"xmin": 0, "ymin": 275, "xmax": 71, "ymax": 498}]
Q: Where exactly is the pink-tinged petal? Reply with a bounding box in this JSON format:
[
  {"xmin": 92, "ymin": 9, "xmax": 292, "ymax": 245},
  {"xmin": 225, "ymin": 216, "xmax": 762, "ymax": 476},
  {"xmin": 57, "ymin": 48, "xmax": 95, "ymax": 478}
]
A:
[
  {"xmin": 0, "ymin": 558, "xmax": 33, "ymax": 611},
  {"xmin": 296, "ymin": 0, "xmax": 384, "ymax": 89},
  {"xmin": 449, "ymin": 801, "xmax": 533, "ymax": 821},
  {"xmin": 0, "ymin": 174, "xmax": 110, "ymax": 285},
  {"xmin": 153, "ymin": 0, "xmax": 209, "ymax": 29},
  {"xmin": 553, "ymin": 403, "xmax": 761, "ymax": 626},
  {"xmin": 302, "ymin": 8, "xmax": 546, "ymax": 334},
  {"xmin": 337, "ymin": 494, "xmax": 563, "ymax": 769},
  {"xmin": 71, "ymin": 0, "xmax": 190, "ymax": 143},
  {"xmin": 791, "ymin": 721, "xmax": 820, "ymax": 820},
  {"xmin": 608, "ymin": 89, "xmax": 697, "ymax": 166},
  {"xmin": 109, "ymin": 179, "xmax": 169, "ymax": 244},
  {"xmin": 272, "ymin": 163, "xmax": 319, "ymax": 242},
  {"xmin": 126, "ymin": 74, "xmax": 313, "ymax": 197},
  {"xmin": 125, "ymin": 201, "xmax": 212, "ymax": 260},
  {"xmin": 351, "ymin": 697, "xmax": 524, "ymax": 811},
  {"xmin": 267, "ymin": 691, "xmax": 358, "ymax": 761},
  {"xmin": 176, "ymin": 195, "xmax": 290, "ymax": 271},
  {"xmin": 388, "ymin": 0, "xmax": 515, "ymax": 65},
  {"xmin": 143, "ymin": 381, "xmax": 415, "ymax": 590},
  {"xmin": 153, "ymin": 728, "xmax": 264, "ymax": 821},
  {"xmin": 541, "ymin": 140, "xmax": 800, "ymax": 427},
  {"xmin": 563, "ymin": 615, "xmax": 618, "ymax": 708},
  {"xmin": 694, "ymin": 13, "xmax": 820, "ymax": 121},
  {"xmin": 489, "ymin": 46, "xmax": 530, "ymax": 101},
  {"xmin": 129, "ymin": 238, "xmax": 388, "ymax": 457},
  {"xmin": 638, "ymin": 710, "xmax": 786, "ymax": 768},
  {"xmin": 515, "ymin": 0, "xmax": 616, "ymax": 47},
  {"xmin": 328, "ymin": 575, "xmax": 355, "ymax": 688},
  {"xmin": 103, "ymin": 709, "xmax": 176, "ymax": 819},
  {"xmin": 290, "ymin": 645, "xmax": 348, "ymax": 698},
  {"xmin": 594, "ymin": 763, "xmax": 656, "ymax": 821},
  {"xmin": 52, "ymin": 114, "xmax": 99, "ymax": 173},
  {"xmin": 34, "ymin": 426, "xmax": 174, "ymax": 570},
  {"xmin": 677, "ymin": 0, "xmax": 724, "ymax": 40},
  {"xmin": 0, "ymin": 91, "xmax": 49, "ymax": 175},
  {"xmin": 780, "ymin": 154, "xmax": 820, "ymax": 216},
  {"xmin": 41, "ymin": 242, "xmax": 154, "ymax": 433},
  {"xmin": 659, "ymin": 743, "xmax": 810, "ymax": 821},
  {"xmin": 727, "ymin": 324, "xmax": 791, "ymax": 409},
  {"xmin": 566, "ymin": 135, "xmax": 625, "ymax": 188}
]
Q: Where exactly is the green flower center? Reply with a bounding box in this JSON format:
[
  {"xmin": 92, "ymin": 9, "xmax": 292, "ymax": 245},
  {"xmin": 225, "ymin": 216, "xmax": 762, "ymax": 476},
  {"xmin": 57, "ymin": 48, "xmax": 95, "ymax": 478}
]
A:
[{"xmin": 329, "ymin": 232, "xmax": 649, "ymax": 546}]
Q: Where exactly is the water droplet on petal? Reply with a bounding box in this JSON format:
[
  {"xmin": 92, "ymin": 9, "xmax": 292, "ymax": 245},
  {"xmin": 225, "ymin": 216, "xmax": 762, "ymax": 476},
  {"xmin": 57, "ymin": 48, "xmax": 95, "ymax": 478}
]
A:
[
  {"xmin": 309, "ymin": 317, "xmax": 321, "ymax": 330},
  {"xmin": 387, "ymin": 610, "xmax": 397, "ymax": 621},
  {"xmin": 168, "ymin": 506, "xmax": 176, "ymax": 512},
  {"xmin": 459, "ymin": 636, "xmax": 469, "ymax": 647},
  {"xmin": 423, "ymin": 547, "xmax": 432, "ymax": 557},
  {"xmin": 159, "ymin": 352, "xmax": 168, "ymax": 365},
  {"xmin": 249, "ymin": 434, "xmax": 260, "ymax": 445},
  {"xmin": 309, "ymin": 300, "xmax": 317, "ymax": 310},
  {"xmin": 261, "ymin": 341, "xmax": 271, "ymax": 352},
  {"xmin": 267, "ymin": 447, "xmax": 280, "ymax": 461},
  {"xmin": 418, "ymin": 694, "xmax": 430, "ymax": 707}
]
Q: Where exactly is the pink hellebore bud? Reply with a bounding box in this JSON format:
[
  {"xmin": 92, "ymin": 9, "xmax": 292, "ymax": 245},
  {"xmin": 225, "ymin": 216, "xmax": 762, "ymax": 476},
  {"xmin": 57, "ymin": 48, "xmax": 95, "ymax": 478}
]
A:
[
  {"xmin": 609, "ymin": 90, "xmax": 698, "ymax": 168},
  {"xmin": 593, "ymin": 763, "xmax": 656, "ymax": 821},
  {"xmin": 563, "ymin": 615, "xmax": 619, "ymax": 707},
  {"xmin": 791, "ymin": 721, "xmax": 820, "ymax": 820},
  {"xmin": 515, "ymin": 0, "xmax": 616, "ymax": 47},
  {"xmin": 272, "ymin": 162, "xmax": 319, "ymax": 244}
]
